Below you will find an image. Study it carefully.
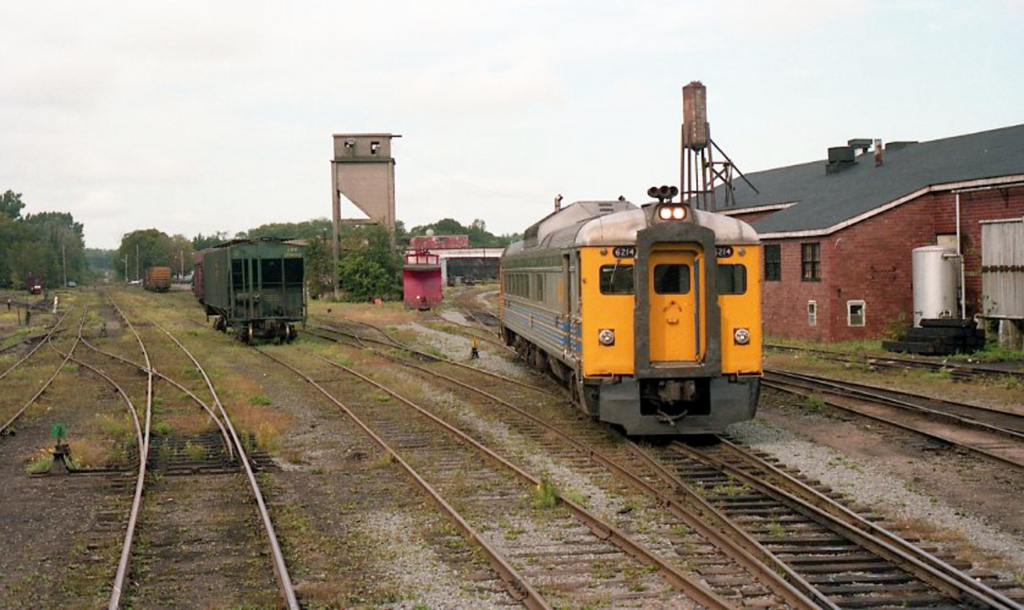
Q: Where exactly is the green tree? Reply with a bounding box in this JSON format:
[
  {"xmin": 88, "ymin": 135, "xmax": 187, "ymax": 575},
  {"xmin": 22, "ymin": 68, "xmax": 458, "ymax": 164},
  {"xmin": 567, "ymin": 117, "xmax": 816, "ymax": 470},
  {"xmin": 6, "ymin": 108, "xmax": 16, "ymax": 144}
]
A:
[
  {"xmin": 0, "ymin": 190, "xmax": 25, "ymax": 220},
  {"xmin": 247, "ymin": 218, "xmax": 333, "ymax": 241},
  {"xmin": 24, "ymin": 211, "xmax": 88, "ymax": 285},
  {"xmin": 337, "ymin": 225, "xmax": 402, "ymax": 301},
  {"xmin": 168, "ymin": 234, "xmax": 194, "ymax": 279},
  {"xmin": 0, "ymin": 191, "xmax": 91, "ymax": 288},
  {"xmin": 192, "ymin": 231, "xmax": 231, "ymax": 250},
  {"xmin": 304, "ymin": 235, "xmax": 334, "ymax": 299},
  {"xmin": 407, "ymin": 217, "xmax": 518, "ymax": 247},
  {"xmin": 116, "ymin": 229, "xmax": 175, "ymax": 281}
]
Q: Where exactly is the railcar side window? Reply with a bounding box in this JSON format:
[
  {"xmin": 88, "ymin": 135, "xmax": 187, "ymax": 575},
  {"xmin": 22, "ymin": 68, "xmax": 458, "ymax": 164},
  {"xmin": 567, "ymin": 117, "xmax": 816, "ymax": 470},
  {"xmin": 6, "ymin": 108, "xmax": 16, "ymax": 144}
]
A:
[
  {"xmin": 284, "ymin": 259, "xmax": 304, "ymax": 285},
  {"xmin": 262, "ymin": 259, "xmax": 283, "ymax": 285},
  {"xmin": 231, "ymin": 260, "xmax": 244, "ymax": 290},
  {"xmin": 717, "ymin": 264, "xmax": 747, "ymax": 295},
  {"xmin": 653, "ymin": 264, "xmax": 690, "ymax": 294},
  {"xmin": 600, "ymin": 265, "xmax": 634, "ymax": 295}
]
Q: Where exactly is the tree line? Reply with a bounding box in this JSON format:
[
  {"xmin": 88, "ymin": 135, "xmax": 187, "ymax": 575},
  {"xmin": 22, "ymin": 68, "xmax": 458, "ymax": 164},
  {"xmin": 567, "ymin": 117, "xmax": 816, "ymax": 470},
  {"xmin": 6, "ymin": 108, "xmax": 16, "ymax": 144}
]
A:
[
  {"xmin": 3, "ymin": 187, "xmax": 517, "ymax": 302},
  {"xmin": 0, "ymin": 190, "xmax": 89, "ymax": 289},
  {"xmin": 110, "ymin": 216, "xmax": 518, "ymax": 301}
]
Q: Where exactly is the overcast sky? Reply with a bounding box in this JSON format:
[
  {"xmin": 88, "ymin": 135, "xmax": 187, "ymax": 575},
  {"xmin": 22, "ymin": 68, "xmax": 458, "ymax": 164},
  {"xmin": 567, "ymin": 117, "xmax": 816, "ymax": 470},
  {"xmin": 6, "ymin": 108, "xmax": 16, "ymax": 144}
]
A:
[{"xmin": 2, "ymin": 1, "xmax": 1022, "ymax": 249}]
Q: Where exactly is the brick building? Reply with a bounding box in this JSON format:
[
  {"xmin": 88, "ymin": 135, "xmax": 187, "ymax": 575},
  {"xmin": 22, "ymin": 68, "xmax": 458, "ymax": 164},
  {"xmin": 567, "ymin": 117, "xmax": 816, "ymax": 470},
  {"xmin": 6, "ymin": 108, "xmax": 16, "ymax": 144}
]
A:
[{"xmin": 717, "ymin": 124, "xmax": 1024, "ymax": 341}]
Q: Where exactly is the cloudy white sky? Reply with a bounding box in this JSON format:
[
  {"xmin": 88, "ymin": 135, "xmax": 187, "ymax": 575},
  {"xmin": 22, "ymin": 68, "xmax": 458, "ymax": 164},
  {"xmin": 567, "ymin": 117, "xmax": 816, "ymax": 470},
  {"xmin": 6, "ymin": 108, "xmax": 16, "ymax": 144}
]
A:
[{"xmin": 2, "ymin": 1, "xmax": 1023, "ymax": 249}]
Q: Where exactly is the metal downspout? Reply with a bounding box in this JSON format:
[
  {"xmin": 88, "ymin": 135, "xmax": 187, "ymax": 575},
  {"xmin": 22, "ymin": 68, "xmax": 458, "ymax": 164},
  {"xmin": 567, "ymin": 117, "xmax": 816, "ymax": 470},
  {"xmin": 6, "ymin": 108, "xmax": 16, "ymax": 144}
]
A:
[{"xmin": 956, "ymin": 192, "xmax": 966, "ymax": 319}]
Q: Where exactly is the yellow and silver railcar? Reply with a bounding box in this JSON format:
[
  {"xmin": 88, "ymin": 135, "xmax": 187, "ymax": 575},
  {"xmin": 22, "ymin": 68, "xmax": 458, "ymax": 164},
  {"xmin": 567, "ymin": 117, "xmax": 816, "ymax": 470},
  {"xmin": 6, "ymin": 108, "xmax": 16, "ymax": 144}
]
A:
[{"xmin": 500, "ymin": 194, "xmax": 761, "ymax": 435}]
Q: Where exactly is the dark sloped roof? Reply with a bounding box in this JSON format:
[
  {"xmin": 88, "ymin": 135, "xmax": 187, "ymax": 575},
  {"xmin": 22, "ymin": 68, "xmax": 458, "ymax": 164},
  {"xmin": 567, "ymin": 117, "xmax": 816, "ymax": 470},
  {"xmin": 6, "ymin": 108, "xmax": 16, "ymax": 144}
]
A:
[{"xmin": 716, "ymin": 124, "xmax": 1024, "ymax": 235}]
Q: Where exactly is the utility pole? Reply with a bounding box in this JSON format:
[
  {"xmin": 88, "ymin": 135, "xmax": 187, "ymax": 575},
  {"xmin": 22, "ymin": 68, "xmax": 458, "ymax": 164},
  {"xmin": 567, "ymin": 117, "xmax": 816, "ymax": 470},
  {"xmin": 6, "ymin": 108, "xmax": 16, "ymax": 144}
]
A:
[
  {"xmin": 123, "ymin": 255, "xmax": 128, "ymax": 283},
  {"xmin": 136, "ymin": 244, "xmax": 140, "ymax": 281},
  {"xmin": 61, "ymin": 243, "xmax": 67, "ymax": 287}
]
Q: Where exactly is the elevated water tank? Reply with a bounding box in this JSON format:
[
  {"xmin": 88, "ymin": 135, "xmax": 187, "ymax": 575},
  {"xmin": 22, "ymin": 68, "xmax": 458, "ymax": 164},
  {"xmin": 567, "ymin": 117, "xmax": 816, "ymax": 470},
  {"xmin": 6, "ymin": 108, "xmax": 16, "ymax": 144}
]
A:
[{"xmin": 912, "ymin": 246, "xmax": 960, "ymax": 327}]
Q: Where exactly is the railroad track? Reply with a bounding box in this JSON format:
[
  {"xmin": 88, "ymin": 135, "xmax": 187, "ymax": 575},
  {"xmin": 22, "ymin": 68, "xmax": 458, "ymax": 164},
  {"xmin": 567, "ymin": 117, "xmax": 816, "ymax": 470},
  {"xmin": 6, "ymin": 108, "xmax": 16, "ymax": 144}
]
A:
[
  {"xmin": 261, "ymin": 344, "xmax": 744, "ymax": 608},
  {"xmin": 308, "ymin": 320, "xmax": 1024, "ymax": 608},
  {"xmin": 102, "ymin": 290, "xmax": 297, "ymax": 608},
  {"xmin": 764, "ymin": 368, "xmax": 1024, "ymax": 470},
  {"xmin": 0, "ymin": 289, "xmax": 295, "ymax": 607},
  {"xmin": 307, "ymin": 320, "xmax": 562, "ymax": 399},
  {"xmin": 664, "ymin": 437, "xmax": 1024, "ymax": 608},
  {"xmin": 766, "ymin": 343, "xmax": 1024, "ymax": 383},
  {"xmin": 1, "ymin": 310, "xmax": 75, "ymax": 433}
]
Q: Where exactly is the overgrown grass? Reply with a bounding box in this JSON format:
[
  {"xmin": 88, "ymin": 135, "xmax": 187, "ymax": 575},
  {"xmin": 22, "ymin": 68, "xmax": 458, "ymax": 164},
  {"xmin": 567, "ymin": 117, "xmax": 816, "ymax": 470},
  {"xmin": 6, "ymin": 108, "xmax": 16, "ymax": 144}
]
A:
[
  {"xmin": 183, "ymin": 440, "xmax": 206, "ymax": 461},
  {"xmin": 948, "ymin": 345, "xmax": 1024, "ymax": 363},
  {"xmin": 766, "ymin": 336, "xmax": 883, "ymax": 354},
  {"xmin": 254, "ymin": 421, "xmax": 281, "ymax": 453},
  {"xmin": 765, "ymin": 520, "xmax": 787, "ymax": 538},
  {"xmin": 249, "ymin": 393, "xmax": 272, "ymax": 406},
  {"xmin": 24, "ymin": 452, "xmax": 53, "ymax": 474},
  {"xmin": 530, "ymin": 479, "xmax": 560, "ymax": 509},
  {"xmin": 923, "ymin": 368, "xmax": 953, "ymax": 382},
  {"xmin": 802, "ymin": 395, "xmax": 827, "ymax": 413}
]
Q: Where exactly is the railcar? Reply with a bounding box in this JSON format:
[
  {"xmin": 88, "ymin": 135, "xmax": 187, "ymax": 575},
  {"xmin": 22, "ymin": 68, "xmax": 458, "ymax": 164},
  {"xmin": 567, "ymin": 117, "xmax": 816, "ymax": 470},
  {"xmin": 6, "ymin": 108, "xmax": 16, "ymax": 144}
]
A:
[
  {"xmin": 500, "ymin": 189, "xmax": 762, "ymax": 435},
  {"xmin": 196, "ymin": 238, "xmax": 306, "ymax": 343},
  {"xmin": 144, "ymin": 266, "xmax": 172, "ymax": 292}
]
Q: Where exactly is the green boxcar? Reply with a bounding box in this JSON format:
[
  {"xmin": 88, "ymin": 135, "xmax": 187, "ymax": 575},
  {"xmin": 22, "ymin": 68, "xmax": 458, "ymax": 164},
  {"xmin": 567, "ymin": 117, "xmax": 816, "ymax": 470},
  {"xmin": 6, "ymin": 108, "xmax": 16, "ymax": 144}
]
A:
[{"xmin": 201, "ymin": 238, "xmax": 306, "ymax": 343}]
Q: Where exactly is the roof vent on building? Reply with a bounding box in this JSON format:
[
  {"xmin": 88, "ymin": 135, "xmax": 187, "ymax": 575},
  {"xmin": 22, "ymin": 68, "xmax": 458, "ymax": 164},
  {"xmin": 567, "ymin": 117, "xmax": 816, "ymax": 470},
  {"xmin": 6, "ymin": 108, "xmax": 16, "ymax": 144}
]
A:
[
  {"xmin": 886, "ymin": 140, "xmax": 919, "ymax": 152},
  {"xmin": 847, "ymin": 138, "xmax": 873, "ymax": 154},
  {"xmin": 826, "ymin": 145, "xmax": 857, "ymax": 175}
]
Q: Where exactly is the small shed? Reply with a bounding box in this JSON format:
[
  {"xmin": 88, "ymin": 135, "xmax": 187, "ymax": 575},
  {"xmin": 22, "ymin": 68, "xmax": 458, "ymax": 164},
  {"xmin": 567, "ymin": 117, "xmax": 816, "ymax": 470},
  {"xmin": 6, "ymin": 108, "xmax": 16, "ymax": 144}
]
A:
[{"xmin": 403, "ymin": 251, "xmax": 442, "ymax": 309}]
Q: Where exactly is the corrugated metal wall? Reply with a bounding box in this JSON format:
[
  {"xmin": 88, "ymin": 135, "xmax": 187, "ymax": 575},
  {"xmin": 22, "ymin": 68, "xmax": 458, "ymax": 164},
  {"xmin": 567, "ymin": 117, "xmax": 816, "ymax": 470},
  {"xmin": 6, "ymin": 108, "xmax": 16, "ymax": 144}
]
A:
[{"xmin": 981, "ymin": 218, "xmax": 1024, "ymax": 319}]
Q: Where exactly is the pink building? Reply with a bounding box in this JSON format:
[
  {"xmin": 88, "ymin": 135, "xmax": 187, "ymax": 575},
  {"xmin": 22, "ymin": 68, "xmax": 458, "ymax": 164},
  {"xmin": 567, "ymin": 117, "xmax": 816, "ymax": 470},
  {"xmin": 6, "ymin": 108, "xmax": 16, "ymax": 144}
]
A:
[{"xmin": 403, "ymin": 252, "xmax": 442, "ymax": 309}]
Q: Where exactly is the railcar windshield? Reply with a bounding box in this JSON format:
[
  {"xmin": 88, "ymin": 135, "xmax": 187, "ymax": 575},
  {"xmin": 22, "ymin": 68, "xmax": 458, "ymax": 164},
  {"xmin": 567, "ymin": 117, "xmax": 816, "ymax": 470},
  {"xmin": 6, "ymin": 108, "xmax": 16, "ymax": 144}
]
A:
[
  {"xmin": 653, "ymin": 264, "xmax": 691, "ymax": 294},
  {"xmin": 600, "ymin": 264, "xmax": 634, "ymax": 294}
]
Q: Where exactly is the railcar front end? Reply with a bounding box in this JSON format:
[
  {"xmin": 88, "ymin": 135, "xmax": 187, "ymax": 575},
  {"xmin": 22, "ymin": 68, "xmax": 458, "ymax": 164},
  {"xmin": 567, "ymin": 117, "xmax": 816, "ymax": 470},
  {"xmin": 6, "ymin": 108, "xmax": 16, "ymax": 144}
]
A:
[
  {"xmin": 501, "ymin": 197, "xmax": 762, "ymax": 435},
  {"xmin": 201, "ymin": 239, "xmax": 306, "ymax": 343}
]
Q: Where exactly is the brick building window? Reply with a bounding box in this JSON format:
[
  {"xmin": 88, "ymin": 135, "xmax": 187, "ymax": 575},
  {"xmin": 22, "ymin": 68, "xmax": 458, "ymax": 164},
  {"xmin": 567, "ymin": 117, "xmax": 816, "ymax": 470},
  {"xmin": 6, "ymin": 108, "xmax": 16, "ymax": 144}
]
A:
[
  {"xmin": 848, "ymin": 300, "xmax": 865, "ymax": 326},
  {"xmin": 807, "ymin": 300, "xmax": 817, "ymax": 327},
  {"xmin": 764, "ymin": 244, "xmax": 781, "ymax": 281},
  {"xmin": 801, "ymin": 243, "xmax": 820, "ymax": 281}
]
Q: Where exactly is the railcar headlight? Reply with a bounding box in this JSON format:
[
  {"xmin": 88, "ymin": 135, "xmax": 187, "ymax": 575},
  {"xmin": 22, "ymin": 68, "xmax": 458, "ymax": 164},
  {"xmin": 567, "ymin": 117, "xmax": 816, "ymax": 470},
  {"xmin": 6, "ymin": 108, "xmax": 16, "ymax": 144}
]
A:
[
  {"xmin": 598, "ymin": 329, "xmax": 615, "ymax": 346},
  {"xmin": 733, "ymin": 327, "xmax": 751, "ymax": 345},
  {"xmin": 657, "ymin": 204, "xmax": 688, "ymax": 221}
]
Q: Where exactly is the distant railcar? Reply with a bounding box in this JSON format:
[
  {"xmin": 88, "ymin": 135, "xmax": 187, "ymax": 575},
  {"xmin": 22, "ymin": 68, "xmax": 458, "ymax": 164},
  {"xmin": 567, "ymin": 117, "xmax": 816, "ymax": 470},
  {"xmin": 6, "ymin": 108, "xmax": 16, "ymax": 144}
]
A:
[
  {"xmin": 191, "ymin": 250, "xmax": 210, "ymax": 303},
  {"xmin": 500, "ymin": 192, "xmax": 762, "ymax": 436},
  {"xmin": 197, "ymin": 238, "xmax": 306, "ymax": 343},
  {"xmin": 144, "ymin": 266, "xmax": 172, "ymax": 292},
  {"xmin": 25, "ymin": 275, "xmax": 43, "ymax": 295}
]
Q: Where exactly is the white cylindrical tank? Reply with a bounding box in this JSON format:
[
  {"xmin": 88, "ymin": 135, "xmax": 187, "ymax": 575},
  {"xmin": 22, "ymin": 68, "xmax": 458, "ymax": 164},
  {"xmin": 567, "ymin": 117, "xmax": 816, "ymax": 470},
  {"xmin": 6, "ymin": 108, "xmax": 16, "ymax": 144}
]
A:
[{"xmin": 912, "ymin": 246, "xmax": 960, "ymax": 327}]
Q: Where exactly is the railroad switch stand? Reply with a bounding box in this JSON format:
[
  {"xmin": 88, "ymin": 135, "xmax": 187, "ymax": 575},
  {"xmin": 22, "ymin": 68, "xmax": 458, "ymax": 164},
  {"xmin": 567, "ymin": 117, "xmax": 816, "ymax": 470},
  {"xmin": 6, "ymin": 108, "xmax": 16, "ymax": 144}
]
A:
[
  {"xmin": 50, "ymin": 441, "xmax": 73, "ymax": 474},
  {"xmin": 471, "ymin": 338, "xmax": 480, "ymax": 360}
]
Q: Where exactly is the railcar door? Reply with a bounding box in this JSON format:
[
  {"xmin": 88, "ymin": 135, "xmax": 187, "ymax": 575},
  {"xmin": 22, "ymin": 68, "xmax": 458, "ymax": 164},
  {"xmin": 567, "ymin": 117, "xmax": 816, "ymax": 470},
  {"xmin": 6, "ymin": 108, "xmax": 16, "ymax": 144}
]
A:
[{"xmin": 648, "ymin": 247, "xmax": 702, "ymax": 363}]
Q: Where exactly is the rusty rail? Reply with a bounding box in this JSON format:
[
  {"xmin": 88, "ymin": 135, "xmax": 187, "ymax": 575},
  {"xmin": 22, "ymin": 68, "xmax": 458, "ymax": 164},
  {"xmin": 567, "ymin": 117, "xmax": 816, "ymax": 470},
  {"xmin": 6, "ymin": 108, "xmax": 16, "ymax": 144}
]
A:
[
  {"xmin": 330, "ymin": 347, "xmax": 822, "ymax": 607},
  {"xmin": 674, "ymin": 438, "xmax": 1022, "ymax": 610},
  {"xmin": 1, "ymin": 313, "xmax": 82, "ymax": 435},
  {"xmin": 0, "ymin": 309, "xmax": 71, "ymax": 382},
  {"xmin": 105, "ymin": 292, "xmax": 154, "ymax": 610},
  {"xmin": 258, "ymin": 349, "xmax": 553, "ymax": 610},
  {"xmin": 151, "ymin": 319, "xmax": 298, "ymax": 609},
  {"xmin": 314, "ymin": 355, "xmax": 734, "ymax": 609}
]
